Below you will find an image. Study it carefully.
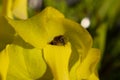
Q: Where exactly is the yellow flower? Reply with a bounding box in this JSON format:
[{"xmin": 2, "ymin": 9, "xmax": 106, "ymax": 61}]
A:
[{"xmin": 6, "ymin": 7, "xmax": 101, "ymax": 80}]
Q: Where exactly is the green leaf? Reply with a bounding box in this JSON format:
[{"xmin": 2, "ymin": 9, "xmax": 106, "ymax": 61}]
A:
[{"xmin": 6, "ymin": 44, "xmax": 46, "ymax": 80}]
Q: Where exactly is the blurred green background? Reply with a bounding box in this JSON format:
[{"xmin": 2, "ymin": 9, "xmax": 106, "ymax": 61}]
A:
[{"xmin": 1, "ymin": 0, "xmax": 120, "ymax": 80}]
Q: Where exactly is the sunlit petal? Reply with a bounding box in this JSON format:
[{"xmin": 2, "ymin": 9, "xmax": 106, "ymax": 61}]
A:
[{"xmin": 43, "ymin": 42, "xmax": 71, "ymax": 80}]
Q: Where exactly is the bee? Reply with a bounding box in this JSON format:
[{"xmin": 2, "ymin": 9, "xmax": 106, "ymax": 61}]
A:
[{"xmin": 49, "ymin": 35, "xmax": 66, "ymax": 46}]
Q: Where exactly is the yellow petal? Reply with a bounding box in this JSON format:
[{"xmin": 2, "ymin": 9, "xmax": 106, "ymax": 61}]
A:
[
  {"xmin": 63, "ymin": 19, "xmax": 93, "ymax": 60},
  {"xmin": 2, "ymin": 0, "xmax": 13, "ymax": 18},
  {"xmin": 7, "ymin": 7, "xmax": 65, "ymax": 49},
  {"xmin": 88, "ymin": 73, "xmax": 99, "ymax": 80},
  {"xmin": 0, "ymin": 47, "xmax": 9, "ymax": 80},
  {"xmin": 62, "ymin": 18, "xmax": 93, "ymax": 80},
  {"xmin": 2, "ymin": 0, "xmax": 28, "ymax": 19},
  {"xmin": 43, "ymin": 42, "xmax": 71, "ymax": 80},
  {"xmin": 76, "ymin": 48, "xmax": 100, "ymax": 80},
  {"xmin": 12, "ymin": 0, "xmax": 28, "ymax": 19},
  {"xmin": 6, "ymin": 44, "xmax": 46, "ymax": 80},
  {"xmin": 69, "ymin": 59, "xmax": 80, "ymax": 80}
]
